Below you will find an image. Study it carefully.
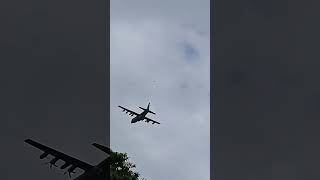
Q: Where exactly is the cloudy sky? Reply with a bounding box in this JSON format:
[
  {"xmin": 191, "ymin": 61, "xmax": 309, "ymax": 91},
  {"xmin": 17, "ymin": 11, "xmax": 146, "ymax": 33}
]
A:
[{"xmin": 110, "ymin": 0, "xmax": 210, "ymax": 180}]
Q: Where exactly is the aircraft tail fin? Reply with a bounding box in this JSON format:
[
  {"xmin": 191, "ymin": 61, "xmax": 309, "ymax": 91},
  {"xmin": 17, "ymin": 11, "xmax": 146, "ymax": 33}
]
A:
[
  {"xmin": 139, "ymin": 102, "xmax": 156, "ymax": 115},
  {"xmin": 92, "ymin": 143, "xmax": 112, "ymax": 155}
]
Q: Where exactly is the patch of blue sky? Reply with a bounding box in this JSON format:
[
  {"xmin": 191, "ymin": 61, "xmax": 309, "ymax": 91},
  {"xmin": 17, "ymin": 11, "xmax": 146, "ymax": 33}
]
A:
[{"xmin": 181, "ymin": 42, "xmax": 199, "ymax": 61}]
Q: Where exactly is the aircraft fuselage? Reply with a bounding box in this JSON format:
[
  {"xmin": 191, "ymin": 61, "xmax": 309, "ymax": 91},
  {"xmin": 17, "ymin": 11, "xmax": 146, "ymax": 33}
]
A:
[{"xmin": 131, "ymin": 110, "xmax": 148, "ymax": 123}]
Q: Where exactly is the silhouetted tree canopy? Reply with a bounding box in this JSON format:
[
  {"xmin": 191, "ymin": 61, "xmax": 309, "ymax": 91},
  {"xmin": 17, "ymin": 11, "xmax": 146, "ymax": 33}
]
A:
[{"xmin": 109, "ymin": 152, "xmax": 145, "ymax": 180}]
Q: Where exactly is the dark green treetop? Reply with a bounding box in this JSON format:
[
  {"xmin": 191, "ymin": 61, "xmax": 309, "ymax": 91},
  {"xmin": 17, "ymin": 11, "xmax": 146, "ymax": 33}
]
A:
[{"xmin": 109, "ymin": 152, "xmax": 146, "ymax": 180}]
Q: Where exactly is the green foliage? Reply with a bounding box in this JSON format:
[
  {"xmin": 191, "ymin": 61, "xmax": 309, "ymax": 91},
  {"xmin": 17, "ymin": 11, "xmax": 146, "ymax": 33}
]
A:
[{"xmin": 109, "ymin": 152, "xmax": 145, "ymax": 180}]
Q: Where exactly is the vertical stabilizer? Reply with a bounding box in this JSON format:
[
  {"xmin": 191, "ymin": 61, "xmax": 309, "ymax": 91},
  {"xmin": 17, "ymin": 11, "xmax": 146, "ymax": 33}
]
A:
[{"xmin": 139, "ymin": 102, "xmax": 156, "ymax": 114}]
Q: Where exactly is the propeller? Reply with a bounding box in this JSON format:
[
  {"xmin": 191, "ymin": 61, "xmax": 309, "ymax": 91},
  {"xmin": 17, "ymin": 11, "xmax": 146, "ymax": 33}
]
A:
[
  {"xmin": 45, "ymin": 157, "xmax": 59, "ymax": 168},
  {"xmin": 45, "ymin": 161, "xmax": 58, "ymax": 169},
  {"xmin": 64, "ymin": 171, "xmax": 75, "ymax": 178},
  {"xmin": 64, "ymin": 165, "xmax": 77, "ymax": 178}
]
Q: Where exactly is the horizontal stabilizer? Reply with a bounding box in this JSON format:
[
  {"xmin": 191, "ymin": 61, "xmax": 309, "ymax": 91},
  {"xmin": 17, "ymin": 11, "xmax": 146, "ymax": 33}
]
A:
[
  {"xmin": 139, "ymin": 107, "xmax": 156, "ymax": 115},
  {"xmin": 92, "ymin": 143, "xmax": 112, "ymax": 154}
]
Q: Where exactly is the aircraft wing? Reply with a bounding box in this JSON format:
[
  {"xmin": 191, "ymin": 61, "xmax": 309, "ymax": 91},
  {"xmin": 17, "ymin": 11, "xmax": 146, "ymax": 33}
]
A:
[
  {"xmin": 144, "ymin": 117, "xmax": 160, "ymax": 124},
  {"xmin": 25, "ymin": 139, "xmax": 94, "ymax": 171},
  {"xmin": 118, "ymin": 105, "xmax": 139, "ymax": 117}
]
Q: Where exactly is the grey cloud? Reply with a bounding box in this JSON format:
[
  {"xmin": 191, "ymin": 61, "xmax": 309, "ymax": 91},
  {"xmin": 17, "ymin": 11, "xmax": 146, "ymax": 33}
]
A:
[
  {"xmin": 111, "ymin": 0, "xmax": 210, "ymax": 30},
  {"xmin": 110, "ymin": 1, "xmax": 209, "ymax": 179},
  {"xmin": 181, "ymin": 42, "xmax": 200, "ymax": 61}
]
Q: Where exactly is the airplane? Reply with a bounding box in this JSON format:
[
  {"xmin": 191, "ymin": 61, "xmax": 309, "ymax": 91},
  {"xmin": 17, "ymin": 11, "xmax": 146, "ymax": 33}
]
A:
[
  {"xmin": 24, "ymin": 139, "xmax": 112, "ymax": 180},
  {"xmin": 118, "ymin": 102, "xmax": 160, "ymax": 125}
]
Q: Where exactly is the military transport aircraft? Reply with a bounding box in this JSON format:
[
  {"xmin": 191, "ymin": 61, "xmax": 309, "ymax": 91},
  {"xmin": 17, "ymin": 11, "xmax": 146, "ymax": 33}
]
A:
[
  {"xmin": 118, "ymin": 102, "xmax": 160, "ymax": 125},
  {"xmin": 24, "ymin": 139, "xmax": 111, "ymax": 180}
]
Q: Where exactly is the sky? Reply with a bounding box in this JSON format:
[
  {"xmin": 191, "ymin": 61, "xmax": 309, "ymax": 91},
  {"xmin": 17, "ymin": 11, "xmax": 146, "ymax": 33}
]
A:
[{"xmin": 110, "ymin": 0, "xmax": 210, "ymax": 180}]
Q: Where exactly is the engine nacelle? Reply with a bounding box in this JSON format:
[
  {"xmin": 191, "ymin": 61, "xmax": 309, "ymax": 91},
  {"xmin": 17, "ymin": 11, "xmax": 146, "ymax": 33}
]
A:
[
  {"xmin": 40, "ymin": 152, "xmax": 49, "ymax": 159},
  {"xmin": 50, "ymin": 157, "xmax": 59, "ymax": 163},
  {"xmin": 64, "ymin": 165, "xmax": 77, "ymax": 178},
  {"xmin": 67, "ymin": 165, "xmax": 77, "ymax": 173},
  {"xmin": 60, "ymin": 162, "xmax": 71, "ymax": 169}
]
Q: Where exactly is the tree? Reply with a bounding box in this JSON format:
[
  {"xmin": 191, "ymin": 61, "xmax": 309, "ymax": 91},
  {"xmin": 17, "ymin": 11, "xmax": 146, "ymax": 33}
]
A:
[{"xmin": 109, "ymin": 152, "xmax": 145, "ymax": 180}]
